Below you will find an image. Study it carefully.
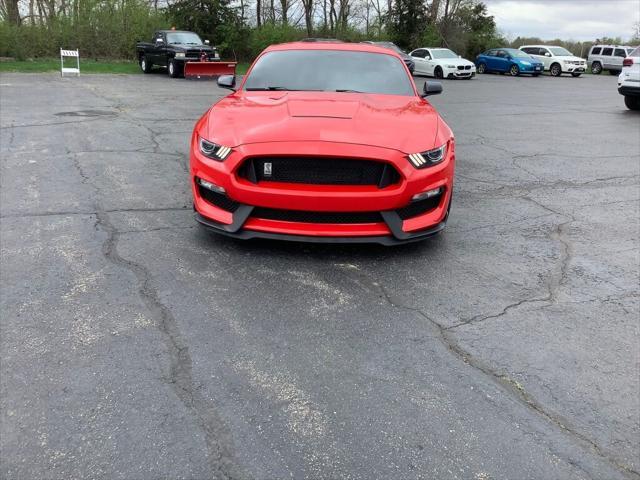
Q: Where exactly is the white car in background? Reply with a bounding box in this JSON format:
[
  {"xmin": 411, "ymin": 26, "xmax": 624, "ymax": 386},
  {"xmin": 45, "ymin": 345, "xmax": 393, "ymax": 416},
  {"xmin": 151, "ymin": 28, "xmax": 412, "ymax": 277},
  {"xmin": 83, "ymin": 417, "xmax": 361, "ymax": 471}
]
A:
[
  {"xmin": 519, "ymin": 45, "xmax": 587, "ymax": 77},
  {"xmin": 409, "ymin": 48, "xmax": 476, "ymax": 79},
  {"xmin": 618, "ymin": 46, "xmax": 640, "ymax": 110}
]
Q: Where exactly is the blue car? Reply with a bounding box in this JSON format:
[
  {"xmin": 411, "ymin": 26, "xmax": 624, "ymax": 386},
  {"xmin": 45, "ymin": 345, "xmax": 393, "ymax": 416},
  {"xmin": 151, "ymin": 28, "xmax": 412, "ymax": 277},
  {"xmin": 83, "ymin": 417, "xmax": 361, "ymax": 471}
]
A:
[{"xmin": 475, "ymin": 48, "xmax": 544, "ymax": 76}]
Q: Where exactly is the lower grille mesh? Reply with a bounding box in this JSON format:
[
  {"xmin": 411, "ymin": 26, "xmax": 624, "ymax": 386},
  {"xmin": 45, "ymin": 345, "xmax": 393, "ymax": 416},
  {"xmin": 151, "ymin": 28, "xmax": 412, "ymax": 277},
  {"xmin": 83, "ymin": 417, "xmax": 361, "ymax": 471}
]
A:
[
  {"xmin": 198, "ymin": 185, "xmax": 240, "ymax": 212},
  {"xmin": 396, "ymin": 195, "xmax": 441, "ymax": 220},
  {"xmin": 251, "ymin": 207, "xmax": 382, "ymax": 224}
]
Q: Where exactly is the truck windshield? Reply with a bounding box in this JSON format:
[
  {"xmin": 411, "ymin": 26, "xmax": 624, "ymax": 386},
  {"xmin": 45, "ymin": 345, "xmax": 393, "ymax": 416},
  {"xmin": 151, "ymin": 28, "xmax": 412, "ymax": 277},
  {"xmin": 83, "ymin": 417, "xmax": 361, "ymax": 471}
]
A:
[
  {"xmin": 243, "ymin": 50, "xmax": 415, "ymax": 96},
  {"xmin": 166, "ymin": 32, "xmax": 202, "ymax": 45}
]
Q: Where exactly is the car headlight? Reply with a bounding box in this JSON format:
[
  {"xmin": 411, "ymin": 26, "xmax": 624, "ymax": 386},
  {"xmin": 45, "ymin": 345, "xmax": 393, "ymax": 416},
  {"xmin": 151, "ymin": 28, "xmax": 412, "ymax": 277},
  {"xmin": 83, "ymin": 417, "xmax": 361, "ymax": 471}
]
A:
[
  {"xmin": 520, "ymin": 61, "xmax": 531, "ymax": 66},
  {"xmin": 199, "ymin": 137, "xmax": 232, "ymax": 161},
  {"xmin": 408, "ymin": 144, "xmax": 447, "ymax": 169},
  {"xmin": 175, "ymin": 52, "xmax": 186, "ymax": 59}
]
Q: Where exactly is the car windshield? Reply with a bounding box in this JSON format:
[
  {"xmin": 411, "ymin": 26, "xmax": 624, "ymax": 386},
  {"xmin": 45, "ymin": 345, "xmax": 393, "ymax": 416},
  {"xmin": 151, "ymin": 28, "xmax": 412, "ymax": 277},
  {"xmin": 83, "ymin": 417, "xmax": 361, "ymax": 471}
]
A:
[
  {"xmin": 549, "ymin": 47, "xmax": 573, "ymax": 56},
  {"xmin": 243, "ymin": 50, "xmax": 415, "ymax": 96},
  {"xmin": 507, "ymin": 49, "xmax": 530, "ymax": 58},
  {"xmin": 431, "ymin": 49, "xmax": 458, "ymax": 59},
  {"xmin": 166, "ymin": 32, "xmax": 203, "ymax": 45},
  {"xmin": 628, "ymin": 48, "xmax": 638, "ymax": 56}
]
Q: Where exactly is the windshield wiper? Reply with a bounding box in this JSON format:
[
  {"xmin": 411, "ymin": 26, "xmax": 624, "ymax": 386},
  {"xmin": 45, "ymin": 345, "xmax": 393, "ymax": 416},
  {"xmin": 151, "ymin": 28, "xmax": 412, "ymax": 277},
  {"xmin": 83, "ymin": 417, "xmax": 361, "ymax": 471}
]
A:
[
  {"xmin": 335, "ymin": 89, "xmax": 363, "ymax": 93},
  {"xmin": 246, "ymin": 86, "xmax": 294, "ymax": 91}
]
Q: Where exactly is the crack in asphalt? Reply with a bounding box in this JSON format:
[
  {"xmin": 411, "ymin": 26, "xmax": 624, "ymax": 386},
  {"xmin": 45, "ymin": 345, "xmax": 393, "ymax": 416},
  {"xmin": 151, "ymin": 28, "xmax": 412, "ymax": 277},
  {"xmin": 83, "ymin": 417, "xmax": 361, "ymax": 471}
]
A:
[
  {"xmin": 333, "ymin": 264, "xmax": 640, "ymax": 479},
  {"xmin": 57, "ymin": 84, "xmax": 245, "ymax": 480},
  {"xmin": 95, "ymin": 208, "xmax": 245, "ymax": 480}
]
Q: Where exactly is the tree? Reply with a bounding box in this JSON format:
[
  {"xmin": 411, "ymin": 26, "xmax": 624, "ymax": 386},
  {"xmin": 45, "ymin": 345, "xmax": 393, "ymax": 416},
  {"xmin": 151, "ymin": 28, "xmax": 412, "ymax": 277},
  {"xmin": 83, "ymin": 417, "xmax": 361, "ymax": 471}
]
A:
[{"xmin": 388, "ymin": 0, "xmax": 427, "ymax": 49}]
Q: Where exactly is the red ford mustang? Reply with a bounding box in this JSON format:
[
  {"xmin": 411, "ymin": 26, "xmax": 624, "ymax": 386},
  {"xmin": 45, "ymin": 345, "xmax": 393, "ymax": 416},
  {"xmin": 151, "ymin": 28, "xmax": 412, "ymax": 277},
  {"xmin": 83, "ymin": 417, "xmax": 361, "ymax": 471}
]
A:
[{"xmin": 190, "ymin": 41, "xmax": 455, "ymax": 245}]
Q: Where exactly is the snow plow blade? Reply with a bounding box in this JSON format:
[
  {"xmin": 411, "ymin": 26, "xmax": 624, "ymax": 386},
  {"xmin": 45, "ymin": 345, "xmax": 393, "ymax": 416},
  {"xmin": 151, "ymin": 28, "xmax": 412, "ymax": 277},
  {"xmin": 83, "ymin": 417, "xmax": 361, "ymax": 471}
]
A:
[{"xmin": 184, "ymin": 62, "xmax": 237, "ymax": 79}]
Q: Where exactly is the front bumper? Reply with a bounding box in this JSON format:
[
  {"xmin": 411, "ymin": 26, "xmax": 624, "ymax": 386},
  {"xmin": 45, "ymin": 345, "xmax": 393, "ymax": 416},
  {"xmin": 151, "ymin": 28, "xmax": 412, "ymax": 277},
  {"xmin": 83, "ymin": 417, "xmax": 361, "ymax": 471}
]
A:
[
  {"xmin": 443, "ymin": 66, "xmax": 476, "ymax": 78},
  {"xmin": 618, "ymin": 84, "xmax": 640, "ymax": 97},
  {"xmin": 519, "ymin": 63, "xmax": 544, "ymax": 73},
  {"xmin": 190, "ymin": 140, "xmax": 455, "ymax": 244},
  {"xmin": 563, "ymin": 64, "xmax": 586, "ymax": 73}
]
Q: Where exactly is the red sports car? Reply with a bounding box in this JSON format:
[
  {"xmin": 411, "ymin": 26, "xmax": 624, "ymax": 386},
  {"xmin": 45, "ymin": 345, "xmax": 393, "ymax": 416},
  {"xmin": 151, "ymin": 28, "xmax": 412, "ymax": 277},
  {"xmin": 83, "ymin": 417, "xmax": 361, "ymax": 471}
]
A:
[{"xmin": 190, "ymin": 41, "xmax": 455, "ymax": 245}]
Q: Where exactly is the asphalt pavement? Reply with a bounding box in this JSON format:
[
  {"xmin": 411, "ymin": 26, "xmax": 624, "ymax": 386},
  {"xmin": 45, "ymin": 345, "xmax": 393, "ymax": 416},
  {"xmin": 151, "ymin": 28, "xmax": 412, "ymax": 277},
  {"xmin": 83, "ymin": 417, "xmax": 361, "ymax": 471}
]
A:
[{"xmin": 1, "ymin": 70, "xmax": 639, "ymax": 480}]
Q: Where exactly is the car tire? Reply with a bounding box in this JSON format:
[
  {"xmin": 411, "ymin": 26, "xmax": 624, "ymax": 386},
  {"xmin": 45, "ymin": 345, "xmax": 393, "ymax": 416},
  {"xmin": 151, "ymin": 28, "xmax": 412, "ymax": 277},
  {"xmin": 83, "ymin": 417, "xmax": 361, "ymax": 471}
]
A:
[
  {"xmin": 571, "ymin": 72, "xmax": 582, "ymax": 77},
  {"xmin": 550, "ymin": 63, "xmax": 562, "ymax": 76},
  {"xmin": 140, "ymin": 55, "xmax": 152, "ymax": 74},
  {"xmin": 477, "ymin": 63, "xmax": 487, "ymax": 74},
  {"xmin": 509, "ymin": 64, "xmax": 519, "ymax": 76},
  {"xmin": 434, "ymin": 67, "xmax": 443, "ymax": 79},
  {"xmin": 624, "ymin": 95, "xmax": 640, "ymax": 110},
  {"xmin": 168, "ymin": 59, "xmax": 181, "ymax": 78},
  {"xmin": 591, "ymin": 62, "xmax": 602, "ymax": 74}
]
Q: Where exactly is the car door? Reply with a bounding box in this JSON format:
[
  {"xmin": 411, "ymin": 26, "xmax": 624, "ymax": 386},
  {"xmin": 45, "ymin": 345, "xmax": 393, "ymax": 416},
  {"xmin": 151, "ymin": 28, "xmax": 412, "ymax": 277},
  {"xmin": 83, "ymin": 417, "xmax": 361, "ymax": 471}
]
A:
[
  {"xmin": 494, "ymin": 50, "xmax": 510, "ymax": 72},
  {"xmin": 601, "ymin": 47, "xmax": 614, "ymax": 68},
  {"xmin": 150, "ymin": 32, "xmax": 164, "ymax": 64},
  {"xmin": 423, "ymin": 50, "xmax": 437, "ymax": 76},
  {"xmin": 613, "ymin": 48, "xmax": 627, "ymax": 70},
  {"xmin": 409, "ymin": 49, "xmax": 428, "ymax": 75},
  {"xmin": 536, "ymin": 47, "xmax": 552, "ymax": 70}
]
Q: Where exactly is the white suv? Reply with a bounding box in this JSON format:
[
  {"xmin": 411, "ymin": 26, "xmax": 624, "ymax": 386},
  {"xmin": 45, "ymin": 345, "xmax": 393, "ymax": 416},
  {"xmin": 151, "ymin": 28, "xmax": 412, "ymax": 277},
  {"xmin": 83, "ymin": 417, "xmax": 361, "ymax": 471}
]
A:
[
  {"xmin": 618, "ymin": 46, "xmax": 640, "ymax": 110},
  {"xmin": 588, "ymin": 45, "xmax": 635, "ymax": 74},
  {"xmin": 519, "ymin": 45, "xmax": 586, "ymax": 77}
]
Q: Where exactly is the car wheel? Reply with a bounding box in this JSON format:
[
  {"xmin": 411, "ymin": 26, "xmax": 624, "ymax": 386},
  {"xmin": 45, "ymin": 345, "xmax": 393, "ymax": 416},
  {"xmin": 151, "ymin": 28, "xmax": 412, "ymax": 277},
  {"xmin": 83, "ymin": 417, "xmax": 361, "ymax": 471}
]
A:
[
  {"xmin": 140, "ymin": 55, "xmax": 152, "ymax": 74},
  {"xmin": 550, "ymin": 63, "xmax": 562, "ymax": 76},
  {"xmin": 477, "ymin": 63, "xmax": 486, "ymax": 74},
  {"xmin": 624, "ymin": 95, "xmax": 640, "ymax": 110},
  {"xmin": 509, "ymin": 64, "xmax": 520, "ymax": 76},
  {"xmin": 434, "ymin": 67, "xmax": 443, "ymax": 79},
  {"xmin": 168, "ymin": 59, "xmax": 180, "ymax": 78},
  {"xmin": 591, "ymin": 62, "xmax": 602, "ymax": 74},
  {"xmin": 571, "ymin": 72, "xmax": 582, "ymax": 77}
]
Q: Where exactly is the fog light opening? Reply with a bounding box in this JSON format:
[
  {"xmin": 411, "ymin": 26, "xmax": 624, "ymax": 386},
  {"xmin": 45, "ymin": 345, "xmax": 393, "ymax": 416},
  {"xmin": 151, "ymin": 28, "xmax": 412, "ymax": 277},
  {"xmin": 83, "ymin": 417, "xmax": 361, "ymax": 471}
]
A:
[
  {"xmin": 412, "ymin": 187, "xmax": 442, "ymax": 202},
  {"xmin": 196, "ymin": 177, "xmax": 226, "ymax": 195}
]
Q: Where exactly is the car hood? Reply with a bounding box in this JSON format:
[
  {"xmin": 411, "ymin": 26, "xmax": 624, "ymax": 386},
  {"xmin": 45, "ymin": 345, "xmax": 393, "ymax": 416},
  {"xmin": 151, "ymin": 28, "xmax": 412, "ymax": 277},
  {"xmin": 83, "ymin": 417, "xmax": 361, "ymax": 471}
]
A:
[
  {"xmin": 553, "ymin": 55, "xmax": 584, "ymax": 62},
  {"xmin": 173, "ymin": 44, "xmax": 215, "ymax": 52},
  {"xmin": 203, "ymin": 92, "xmax": 440, "ymax": 153},
  {"xmin": 516, "ymin": 57, "xmax": 543, "ymax": 64},
  {"xmin": 435, "ymin": 58, "xmax": 473, "ymax": 66}
]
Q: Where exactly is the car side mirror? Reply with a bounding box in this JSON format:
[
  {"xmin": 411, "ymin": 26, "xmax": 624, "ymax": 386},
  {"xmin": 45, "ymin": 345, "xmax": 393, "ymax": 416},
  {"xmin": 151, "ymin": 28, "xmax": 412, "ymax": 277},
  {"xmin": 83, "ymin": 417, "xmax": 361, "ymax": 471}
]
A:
[
  {"xmin": 545, "ymin": 52, "xmax": 551, "ymax": 57},
  {"xmin": 218, "ymin": 75, "xmax": 236, "ymax": 91},
  {"xmin": 421, "ymin": 81, "xmax": 442, "ymax": 98},
  {"xmin": 155, "ymin": 38, "xmax": 163, "ymax": 45},
  {"xmin": 204, "ymin": 40, "xmax": 210, "ymax": 45}
]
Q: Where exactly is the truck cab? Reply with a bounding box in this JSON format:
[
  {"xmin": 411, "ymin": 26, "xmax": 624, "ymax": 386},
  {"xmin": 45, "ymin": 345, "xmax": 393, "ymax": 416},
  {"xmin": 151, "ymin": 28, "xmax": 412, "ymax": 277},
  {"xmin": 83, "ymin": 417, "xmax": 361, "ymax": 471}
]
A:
[{"xmin": 136, "ymin": 30, "xmax": 219, "ymax": 77}]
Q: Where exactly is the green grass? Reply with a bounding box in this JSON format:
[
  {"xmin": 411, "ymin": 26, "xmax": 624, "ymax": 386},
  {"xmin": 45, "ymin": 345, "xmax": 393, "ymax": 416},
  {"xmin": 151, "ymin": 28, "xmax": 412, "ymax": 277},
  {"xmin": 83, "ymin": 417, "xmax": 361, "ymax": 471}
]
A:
[
  {"xmin": 0, "ymin": 58, "xmax": 140, "ymax": 74},
  {"xmin": 0, "ymin": 58, "xmax": 251, "ymax": 75}
]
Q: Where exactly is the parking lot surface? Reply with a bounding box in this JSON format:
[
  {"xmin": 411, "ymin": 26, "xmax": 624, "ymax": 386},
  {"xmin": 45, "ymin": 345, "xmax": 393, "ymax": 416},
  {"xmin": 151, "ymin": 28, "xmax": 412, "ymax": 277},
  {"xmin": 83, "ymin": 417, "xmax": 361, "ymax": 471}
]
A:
[{"xmin": 1, "ymin": 71, "xmax": 638, "ymax": 480}]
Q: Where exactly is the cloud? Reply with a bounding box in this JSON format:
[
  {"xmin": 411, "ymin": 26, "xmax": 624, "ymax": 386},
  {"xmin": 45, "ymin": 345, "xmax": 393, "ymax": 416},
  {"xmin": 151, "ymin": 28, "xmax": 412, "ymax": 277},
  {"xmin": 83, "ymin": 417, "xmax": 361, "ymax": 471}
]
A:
[{"xmin": 484, "ymin": 0, "xmax": 640, "ymax": 41}]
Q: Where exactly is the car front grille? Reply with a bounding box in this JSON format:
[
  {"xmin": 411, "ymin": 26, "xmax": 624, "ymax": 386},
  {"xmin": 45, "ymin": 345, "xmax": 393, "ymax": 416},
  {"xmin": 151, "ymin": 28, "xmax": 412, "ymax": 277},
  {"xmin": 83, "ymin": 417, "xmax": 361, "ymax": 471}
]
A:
[
  {"xmin": 457, "ymin": 65, "xmax": 472, "ymax": 70},
  {"xmin": 251, "ymin": 207, "xmax": 383, "ymax": 224},
  {"xmin": 238, "ymin": 156, "xmax": 401, "ymax": 188}
]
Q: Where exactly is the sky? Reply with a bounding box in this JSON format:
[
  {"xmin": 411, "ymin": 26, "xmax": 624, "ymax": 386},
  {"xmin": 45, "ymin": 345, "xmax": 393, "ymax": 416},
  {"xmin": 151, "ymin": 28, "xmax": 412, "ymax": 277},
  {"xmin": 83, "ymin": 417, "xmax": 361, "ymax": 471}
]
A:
[{"xmin": 484, "ymin": 0, "xmax": 640, "ymax": 41}]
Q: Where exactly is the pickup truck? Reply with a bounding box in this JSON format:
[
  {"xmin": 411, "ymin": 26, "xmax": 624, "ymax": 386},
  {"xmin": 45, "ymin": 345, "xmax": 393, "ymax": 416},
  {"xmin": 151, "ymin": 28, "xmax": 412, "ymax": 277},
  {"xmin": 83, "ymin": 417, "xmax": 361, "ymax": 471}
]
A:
[{"xmin": 136, "ymin": 30, "xmax": 220, "ymax": 78}]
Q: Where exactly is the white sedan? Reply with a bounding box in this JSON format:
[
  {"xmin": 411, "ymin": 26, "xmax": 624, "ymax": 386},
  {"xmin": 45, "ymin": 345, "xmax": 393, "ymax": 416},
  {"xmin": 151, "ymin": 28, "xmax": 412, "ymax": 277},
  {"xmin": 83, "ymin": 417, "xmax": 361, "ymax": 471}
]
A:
[{"xmin": 409, "ymin": 48, "xmax": 476, "ymax": 79}]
